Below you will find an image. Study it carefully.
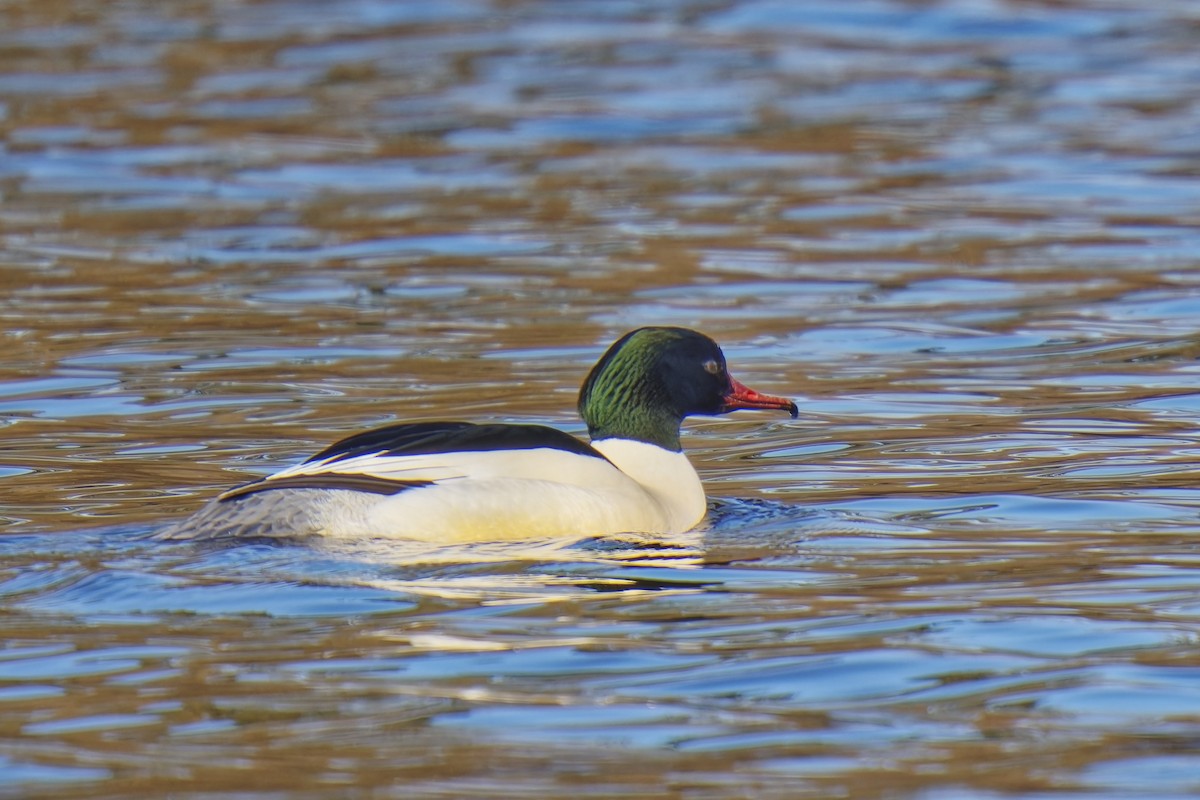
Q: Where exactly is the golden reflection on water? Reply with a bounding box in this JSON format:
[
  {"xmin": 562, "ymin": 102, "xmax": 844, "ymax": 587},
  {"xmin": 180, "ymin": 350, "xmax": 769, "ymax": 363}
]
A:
[{"xmin": 5, "ymin": 0, "xmax": 1200, "ymax": 797}]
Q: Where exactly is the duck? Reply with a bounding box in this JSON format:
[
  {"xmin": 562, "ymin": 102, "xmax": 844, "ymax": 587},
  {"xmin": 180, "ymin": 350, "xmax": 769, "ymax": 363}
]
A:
[{"xmin": 157, "ymin": 326, "xmax": 797, "ymax": 543}]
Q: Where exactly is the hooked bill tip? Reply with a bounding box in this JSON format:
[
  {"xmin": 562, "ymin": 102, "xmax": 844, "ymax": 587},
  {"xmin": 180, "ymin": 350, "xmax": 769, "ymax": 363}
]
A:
[{"xmin": 724, "ymin": 378, "xmax": 799, "ymax": 417}]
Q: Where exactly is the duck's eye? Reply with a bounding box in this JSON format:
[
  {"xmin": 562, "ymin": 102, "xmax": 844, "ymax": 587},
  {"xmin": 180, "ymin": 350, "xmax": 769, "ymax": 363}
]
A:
[{"xmin": 703, "ymin": 359, "xmax": 722, "ymax": 375}]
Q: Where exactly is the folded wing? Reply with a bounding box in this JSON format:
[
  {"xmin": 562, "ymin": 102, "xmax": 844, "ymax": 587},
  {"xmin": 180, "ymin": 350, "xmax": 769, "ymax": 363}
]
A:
[{"xmin": 217, "ymin": 421, "xmax": 610, "ymax": 502}]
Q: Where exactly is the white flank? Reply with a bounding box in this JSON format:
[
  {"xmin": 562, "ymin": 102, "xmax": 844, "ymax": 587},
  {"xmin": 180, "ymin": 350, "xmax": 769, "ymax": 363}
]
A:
[{"xmin": 243, "ymin": 439, "xmax": 706, "ymax": 542}]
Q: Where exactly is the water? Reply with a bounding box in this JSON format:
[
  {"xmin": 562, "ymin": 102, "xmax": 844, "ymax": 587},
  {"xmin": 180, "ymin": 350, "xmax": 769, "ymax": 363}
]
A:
[{"xmin": 4, "ymin": 0, "xmax": 1200, "ymax": 796}]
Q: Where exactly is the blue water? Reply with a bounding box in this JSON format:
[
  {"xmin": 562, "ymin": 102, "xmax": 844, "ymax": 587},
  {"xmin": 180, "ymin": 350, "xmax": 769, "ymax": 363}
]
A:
[{"xmin": 6, "ymin": 0, "xmax": 1200, "ymax": 796}]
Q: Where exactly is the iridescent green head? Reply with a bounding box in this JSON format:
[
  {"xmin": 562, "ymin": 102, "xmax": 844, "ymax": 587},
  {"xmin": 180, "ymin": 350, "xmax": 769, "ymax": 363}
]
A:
[{"xmin": 578, "ymin": 327, "xmax": 797, "ymax": 451}]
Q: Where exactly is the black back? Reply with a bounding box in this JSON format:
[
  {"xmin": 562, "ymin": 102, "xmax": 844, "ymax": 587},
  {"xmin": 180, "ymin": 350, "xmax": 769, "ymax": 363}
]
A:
[{"xmin": 307, "ymin": 421, "xmax": 607, "ymax": 465}]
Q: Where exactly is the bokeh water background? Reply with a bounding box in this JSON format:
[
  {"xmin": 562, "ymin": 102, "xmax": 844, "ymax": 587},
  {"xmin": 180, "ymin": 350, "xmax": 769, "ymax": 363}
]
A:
[{"xmin": 5, "ymin": 0, "xmax": 1200, "ymax": 796}]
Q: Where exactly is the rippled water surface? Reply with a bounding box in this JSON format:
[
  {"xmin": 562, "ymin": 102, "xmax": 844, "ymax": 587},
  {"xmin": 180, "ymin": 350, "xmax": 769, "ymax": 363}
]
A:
[{"xmin": 5, "ymin": 0, "xmax": 1200, "ymax": 796}]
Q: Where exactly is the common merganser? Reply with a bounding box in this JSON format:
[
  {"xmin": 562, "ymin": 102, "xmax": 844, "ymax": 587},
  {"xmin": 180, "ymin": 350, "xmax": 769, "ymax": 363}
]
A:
[{"xmin": 158, "ymin": 327, "xmax": 797, "ymax": 543}]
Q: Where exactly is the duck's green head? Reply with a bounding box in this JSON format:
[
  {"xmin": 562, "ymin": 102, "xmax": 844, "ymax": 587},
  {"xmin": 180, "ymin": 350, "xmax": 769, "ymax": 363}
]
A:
[{"xmin": 578, "ymin": 327, "xmax": 797, "ymax": 450}]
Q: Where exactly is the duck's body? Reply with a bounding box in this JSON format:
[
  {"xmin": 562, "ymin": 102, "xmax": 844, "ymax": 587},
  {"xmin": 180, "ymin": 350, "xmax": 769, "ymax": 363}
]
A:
[{"xmin": 159, "ymin": 327, "xmax": 796, "ymax": 543}]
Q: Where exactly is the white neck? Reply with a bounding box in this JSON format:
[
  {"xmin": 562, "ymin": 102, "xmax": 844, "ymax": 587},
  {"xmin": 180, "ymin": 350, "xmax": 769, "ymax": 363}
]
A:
[{"xmin": 591, "ymin": 438, "xmax": 707, "ymax": 533}]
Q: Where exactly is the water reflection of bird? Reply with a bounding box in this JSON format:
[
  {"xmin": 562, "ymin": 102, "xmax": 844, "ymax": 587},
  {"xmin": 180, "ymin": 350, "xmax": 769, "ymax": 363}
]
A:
[{"xmin": 158, "ymin": 327, "xmax": 797, "ymax": 543}]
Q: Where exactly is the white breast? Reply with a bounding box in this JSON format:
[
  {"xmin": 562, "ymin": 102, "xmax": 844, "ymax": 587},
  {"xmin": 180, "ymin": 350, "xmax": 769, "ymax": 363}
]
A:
[{"xmin": 589, "ymin": 438, "xmax": 706, "ymax": 533}]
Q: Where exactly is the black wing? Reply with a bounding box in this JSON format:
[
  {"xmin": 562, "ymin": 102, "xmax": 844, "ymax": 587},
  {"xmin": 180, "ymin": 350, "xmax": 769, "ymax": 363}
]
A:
[{"xmin": 218, "ymin": 473, "xmax": 433, "ymax": 502}]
